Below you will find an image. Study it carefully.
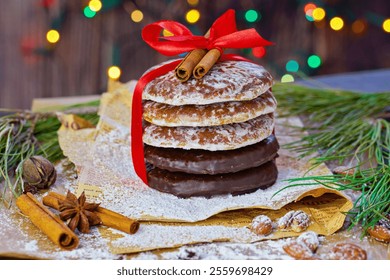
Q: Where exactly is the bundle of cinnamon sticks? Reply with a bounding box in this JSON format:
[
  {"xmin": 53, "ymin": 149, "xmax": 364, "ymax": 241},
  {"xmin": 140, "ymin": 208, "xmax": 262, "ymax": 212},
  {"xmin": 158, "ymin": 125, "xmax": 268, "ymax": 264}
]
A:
[
  {"xmin": 16, "ymin": 192, "xmax": 139, "ymax": 250},
  {"xmin": 175, "ymin": 31, "xmax": 221, "ymax": 82}
]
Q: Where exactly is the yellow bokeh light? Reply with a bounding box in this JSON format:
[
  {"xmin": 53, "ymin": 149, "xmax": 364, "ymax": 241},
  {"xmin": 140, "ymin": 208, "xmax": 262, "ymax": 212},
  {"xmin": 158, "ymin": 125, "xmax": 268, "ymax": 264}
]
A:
[
  {"xmin": 163, "ymin": 29, "xmax": 173, "ymax": 37},
  {"xmin": 312, "ymin": 7, "xmax": 325, "ymax": 21},
  {"xmin": 187, "ymin": 0, "xmax": 199, "ymax": 6},
  {"xmin": 108, "ymin": 66, "xmax": 121, "ymax": 80},
  {"xmin": 330, "ymin": 17, "xmax": 344, "ymax": 31},
  {"xmin": 88, "ymin": 0, "xmax": 102, "ymax": 12},
  {"xmin": 281, "ymin": 74, "xmax": 294, "ymax": 83},
  {"xmin": 383, "ymin": 19, "xmax": 390, "ymax": 33},
  {"xmin": 186, "ymin": 9, "xmax": 200, "ymax": 24},
  {"xmin": 46, "ymin": 29, "xmax": 60, "ymax": 44},
  {"xmin": 131, "ymin": 10, "xmax": 144, "ymax": 23}
]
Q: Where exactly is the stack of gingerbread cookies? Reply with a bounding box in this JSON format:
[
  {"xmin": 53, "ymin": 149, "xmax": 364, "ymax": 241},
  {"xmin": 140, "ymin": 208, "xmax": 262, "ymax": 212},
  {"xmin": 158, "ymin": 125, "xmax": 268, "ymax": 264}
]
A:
[{"xmin": 141, "ymin": 60, "xmax": 279, "ymax": 198}]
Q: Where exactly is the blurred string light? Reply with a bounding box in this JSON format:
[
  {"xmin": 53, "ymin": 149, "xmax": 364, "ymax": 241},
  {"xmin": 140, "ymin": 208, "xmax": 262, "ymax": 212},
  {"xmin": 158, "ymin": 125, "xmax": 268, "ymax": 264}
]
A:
[
  {"xmin": 307, "ymin": 55, "xmax": 321, "ymax": 68},
  {"xmin": 245, "ymin": 9, "xmax": 260, "ymax": 23},
  {"xmin": 312, "ymin": 7, "xmax": 326, "ymax": 22},
  {"xmin": 304, "ymin": 3, "xmax": 316, "ymax": 22},
  {"xmin": 281, "ymin": 74, "xmax": 294, "ymax": 83},
  {"xmin": 131, "ymin": 9, "xmax": 143, "ymax": 22},
  {"xmin": 108, "ymin": 66, "xmax": 121, "ymax": 80},
  {"xmin": 163, "ymin": 29, "xmax": 173, "ymax": 37},
  {"xmin": 252, "ymin": 46, "xmax": 266, "ymax": 58},
  {"xmin": 186, "ymin": 9, "xmax": 200, "ymax": 24},
  {"xmin": 383, "ymin": 18, "xmax": 390, "ymax": 33},
  {"xmin": 352, "ymin": 19, "xmax": 366, "ymax": 34},
  {"xmin": 46, "ymin": 29, "xmax": 60, "ymax": 44},
  {"xmin": 286, "ymin": 60, "xmax": 299, "ymax": 72},
  {"xmin": 83, "ymin": 6, "xmax": 96, "ymax": 18},
  {"xmin": 88, "ymin": 0, "xmax": 102, "ymax": 12},
  {"xmin": 330, "ymin": 17, "xmax": 344, "ymax": 31},
  {"xmin": 187, "ymin": 0, "xmax": 199, "ymax": 6}
]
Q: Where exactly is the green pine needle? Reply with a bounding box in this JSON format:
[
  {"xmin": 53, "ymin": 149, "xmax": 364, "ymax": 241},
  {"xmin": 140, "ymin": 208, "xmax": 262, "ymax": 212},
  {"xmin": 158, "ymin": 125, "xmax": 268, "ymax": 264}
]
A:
[
  {"xmin": 273, "ymin": 82, "xmax": 390, "ymax": 234},
  {"xmin": 0, "ymin": 101, "xmax": 100, "ymax": 205}
]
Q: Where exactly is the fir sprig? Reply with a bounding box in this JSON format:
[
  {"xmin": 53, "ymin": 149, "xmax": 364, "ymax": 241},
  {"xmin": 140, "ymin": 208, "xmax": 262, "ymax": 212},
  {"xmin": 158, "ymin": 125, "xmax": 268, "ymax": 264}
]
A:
[
  {"xmin": 272, "ymin": 82, "xmax": 390, "ymax": 233},
  {"xmin": 0, "ymin": 102, "xmax": 100, "ymax": 205}
]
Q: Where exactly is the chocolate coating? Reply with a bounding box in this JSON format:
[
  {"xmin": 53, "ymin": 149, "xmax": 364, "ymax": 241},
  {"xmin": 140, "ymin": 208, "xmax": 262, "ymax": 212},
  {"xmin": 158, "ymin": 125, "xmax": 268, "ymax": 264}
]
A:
[
  {"xmin": 147, "ymin": 160, "xmax": 278, "ymax": 198},
  {"xmin": 144, "ymin": 135, "xmax": 279, "ymax": 175}
]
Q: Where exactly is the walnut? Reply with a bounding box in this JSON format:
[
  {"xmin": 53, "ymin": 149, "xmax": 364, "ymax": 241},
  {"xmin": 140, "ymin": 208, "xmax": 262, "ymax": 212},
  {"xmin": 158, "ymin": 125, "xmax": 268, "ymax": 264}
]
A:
[
  {"xmin": 251, "ymin": 215, "xmax": 273, "ymax": 236},
  {"xmin": 278, "ymin": 210, "xmax": 311, "ymax": 232},
  {"xmin": 329, "ymin": 243, "xmax": 367, "ymax": 260},
  {"xmin": 282, "ymin": 241, "xmax": 318, "ymax": 260},
  {"xmin": 297, "ymin": 231, "xmax": 319, "ymax": 253}
]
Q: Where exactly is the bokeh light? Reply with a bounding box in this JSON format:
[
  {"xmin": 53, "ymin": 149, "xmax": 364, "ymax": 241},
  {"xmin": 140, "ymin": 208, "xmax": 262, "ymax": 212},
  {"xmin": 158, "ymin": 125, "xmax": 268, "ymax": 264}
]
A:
[
  {"xmin": 186, "ymin": 9, "xmax": 200, "ymax": 24},
  {"xmin": 352, "ymin": 20, "xmax": 366, "ymax": 34},
  {"xmin": 245, "ymin": 9, "xmax": 260, "ymax": 23},
  {"xmin": 307, "ymin": 55, "xmax": 322, "ymax": 68},
  {"xmin": 88, "ymin": 0, "xmax": 102, "ymax": 12},
  {"xmin": 383, "ymin": 18, "xmax": 390, "ymax": 33},
  {"xmin": 312, "ymin": 8, "xmax": 326, "ymax": 21},
  {"xmin": 187, "ymin": 0, "xmax": 199, "ymax": 6},
  {"xmin": 162, "ymin": 29, "xmax": 173, "ymax": 37},
  {"xmin": 46, "ymin": 29, "xmax": 60, "ymax": 44},
  {"xmin": 330, "ymin": 17, "xmax": 344, "ymax": 31},
  {"xmin": 281, "ymin": 74, "xmax": 295, "ymax": 83},
  {"xmin": 107, "ymin": 66, "xmax": 121, "ymax": 80},
  {"xmin": 286, "ymin": 60, "xmax": 299, "ymax": 72},
  {"xmin": 131, "ymin": 10, "xmax": 144, "ymax": 23},
  {"xmin": 83, "ymin": 6, "xmax": 96, "ymax": 18},
  {"xmin": 252, "ymin": 47, "xmax": 266, "ymax": 58},
  {"xmin": 304, "ymin": 3, "xmax": 317, "ymax": 13}
]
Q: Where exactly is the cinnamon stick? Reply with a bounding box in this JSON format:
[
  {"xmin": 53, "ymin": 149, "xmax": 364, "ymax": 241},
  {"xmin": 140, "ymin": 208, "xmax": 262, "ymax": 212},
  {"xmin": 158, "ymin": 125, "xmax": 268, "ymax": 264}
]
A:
[
  {"xmin": 193, "ymin": 48, "xmax": 221, "ymax": 79},
  {"xmin": 174, "ymin": 49, "xmax": 207, "ymax": 82},
  {"xmin": 42, "ymin": 192, "xmax": 140, "ymax": 234},
  {"xmin": 16, "ymin": 193, "xmax": 79, "ymax": 250}
]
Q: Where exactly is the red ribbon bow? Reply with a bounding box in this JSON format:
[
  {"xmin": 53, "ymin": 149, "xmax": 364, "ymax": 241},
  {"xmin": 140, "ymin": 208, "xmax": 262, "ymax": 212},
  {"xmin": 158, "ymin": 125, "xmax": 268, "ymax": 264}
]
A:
[
  {"xmin": 142, "ymin": 9, "xmax": 273, "ymax": 56},
  {"xmin": 132, "ymin": 10, "xmax": 272, "ymax": 184}
]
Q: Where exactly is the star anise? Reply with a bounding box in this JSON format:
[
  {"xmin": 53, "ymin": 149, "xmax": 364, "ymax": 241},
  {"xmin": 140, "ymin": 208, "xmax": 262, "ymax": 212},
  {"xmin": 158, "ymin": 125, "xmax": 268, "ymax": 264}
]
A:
[{"xmin": 58, "ymin": 191, "xmax": 102, "ymax": 233}]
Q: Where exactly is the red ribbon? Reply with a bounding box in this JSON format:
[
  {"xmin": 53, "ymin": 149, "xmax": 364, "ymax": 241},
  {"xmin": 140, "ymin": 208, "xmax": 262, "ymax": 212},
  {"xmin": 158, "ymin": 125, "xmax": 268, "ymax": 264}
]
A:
[
  {"xmin": 132, "ymin": 55, "xmax": 253, "ymax": 184},
  {"xmin": 132, "ymin": 9, "xmax": 272, "ymax": 184},
  {"xmin": 142, "ymin": 9, "xmax": 272, "ymax": 56}
]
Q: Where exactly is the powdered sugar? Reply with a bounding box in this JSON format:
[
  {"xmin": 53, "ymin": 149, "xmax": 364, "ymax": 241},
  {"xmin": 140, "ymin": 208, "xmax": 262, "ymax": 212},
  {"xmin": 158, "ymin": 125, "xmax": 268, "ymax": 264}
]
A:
[
  {"xmin": 143, "ymin": 91, "xmax": 277, "ymax": 127},
  {"xmin": 143, "ymin": 113, "xmax": 275, "ymax": 151},
  {"xmin": 143, "ymin": 60, "xmax": 273, "ymax": 105}
]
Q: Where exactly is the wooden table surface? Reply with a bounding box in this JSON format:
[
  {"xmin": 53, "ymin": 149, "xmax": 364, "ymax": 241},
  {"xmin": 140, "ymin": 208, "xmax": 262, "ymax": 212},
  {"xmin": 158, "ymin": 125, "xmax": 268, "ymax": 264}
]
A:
[{"xmin": 1, "ymin": 69, "xmax": 389, "ymax": 259}]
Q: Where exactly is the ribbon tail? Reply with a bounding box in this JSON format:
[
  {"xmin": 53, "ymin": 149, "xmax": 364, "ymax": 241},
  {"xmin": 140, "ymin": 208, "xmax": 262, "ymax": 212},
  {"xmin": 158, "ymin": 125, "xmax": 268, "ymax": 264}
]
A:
[{"xmin": 131, "ymin": 59, "xmax": 182, "ymax": 184}]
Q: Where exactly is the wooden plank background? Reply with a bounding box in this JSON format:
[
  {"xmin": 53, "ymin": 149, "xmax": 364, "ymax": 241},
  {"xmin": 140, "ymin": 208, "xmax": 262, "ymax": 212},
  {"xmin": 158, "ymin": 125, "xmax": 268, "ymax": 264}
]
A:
[{"xmin": 1, "ymin": 0, "xmax": 389, "ymax": 109}]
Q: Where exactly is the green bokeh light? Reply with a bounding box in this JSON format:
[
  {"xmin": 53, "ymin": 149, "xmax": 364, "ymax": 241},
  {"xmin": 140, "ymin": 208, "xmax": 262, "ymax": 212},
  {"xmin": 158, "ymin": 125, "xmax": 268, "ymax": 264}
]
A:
[
  {"xmin": 286, "ymin": 60, "xmax": 299, "ymax": 72},
  {"xmin": 307, "ymin": 55, "xmax": 322, "ymax": 68},
  {"xmin": 83, "ymin": 6, "xmax": 96, "ymax": 18},
  {"xmin": 245, "ymin": 9, "xmax": 260, "ymax": 22}
]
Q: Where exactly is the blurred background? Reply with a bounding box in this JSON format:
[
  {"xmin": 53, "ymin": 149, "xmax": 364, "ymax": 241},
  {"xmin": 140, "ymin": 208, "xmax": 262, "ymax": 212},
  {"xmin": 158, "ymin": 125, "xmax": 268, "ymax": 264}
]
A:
[{"xmin": 1, "ymin": 0, "xmax": 389, "ymax": 109}]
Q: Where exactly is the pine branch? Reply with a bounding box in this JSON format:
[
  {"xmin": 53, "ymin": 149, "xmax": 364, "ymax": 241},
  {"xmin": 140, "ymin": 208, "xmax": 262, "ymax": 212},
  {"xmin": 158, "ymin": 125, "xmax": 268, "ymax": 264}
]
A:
[
  {"xmin": 0, "ymin": 101, "xmax": 100, "ymax": 205},
  {"xmin": 273, "ymin": 83, "xmax": 390, "ymax": 234}
]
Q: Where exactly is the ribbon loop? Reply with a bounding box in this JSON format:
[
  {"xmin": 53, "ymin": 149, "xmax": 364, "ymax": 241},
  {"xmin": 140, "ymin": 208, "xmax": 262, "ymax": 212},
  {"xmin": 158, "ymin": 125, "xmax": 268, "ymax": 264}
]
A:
[{"xmin": 142, "ymin": 9, "xmax": 273, "ymax": 56}]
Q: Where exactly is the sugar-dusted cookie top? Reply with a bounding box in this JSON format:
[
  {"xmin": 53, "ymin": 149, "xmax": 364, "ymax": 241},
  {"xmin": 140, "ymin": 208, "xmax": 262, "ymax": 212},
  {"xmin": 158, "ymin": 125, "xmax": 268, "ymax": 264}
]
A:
[{"xmin": 142, "ymin": 60, "xmax": 273, "ymax": 105}]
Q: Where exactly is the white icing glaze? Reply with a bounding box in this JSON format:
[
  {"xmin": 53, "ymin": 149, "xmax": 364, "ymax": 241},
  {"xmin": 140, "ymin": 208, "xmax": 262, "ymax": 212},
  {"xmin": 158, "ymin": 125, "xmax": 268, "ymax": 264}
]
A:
[
  {"xmin": 143, "ymin": 90, "xmax": 277, "ymax": 127},
  {"xmin": 142, "ymin": 60, "xmax": 273, "ymax": 105},
  {"xmin": 143, "ymin": 113, "xmax": 275, "ymax": 151}
]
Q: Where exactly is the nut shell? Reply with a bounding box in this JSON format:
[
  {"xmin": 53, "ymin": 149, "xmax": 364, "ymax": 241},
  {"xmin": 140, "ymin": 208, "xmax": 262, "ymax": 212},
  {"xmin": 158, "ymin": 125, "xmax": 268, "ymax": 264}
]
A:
[
  {"xmin": 283, "ymin": 241, "xmax": 318, "ymax": 260},
  {"xmin": 329, "ymin": 243, "xmax": 367, "ymax": 260},
  {"xmin": 278, "ymin": 210, "xmax": 311, "ymax": 233},
  {"xmin": 367, "ymin": 225, "xmax": 390, "ymax": 243},
  {"xmin": 297, "ymin": 231, "xmax": 319, "ymax": 253},
  {"xmin": 251, "ymin": 215, "xmax": 273, "ymax": 236}
]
